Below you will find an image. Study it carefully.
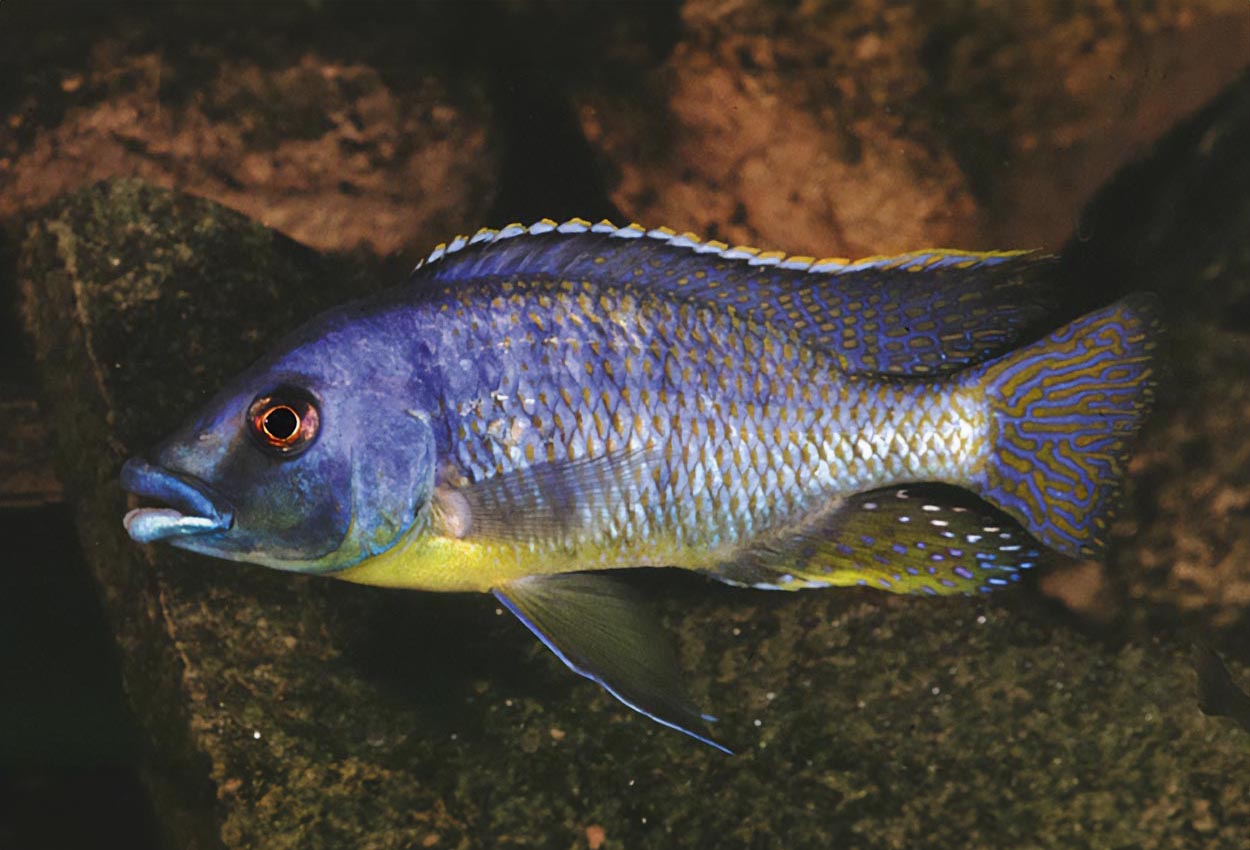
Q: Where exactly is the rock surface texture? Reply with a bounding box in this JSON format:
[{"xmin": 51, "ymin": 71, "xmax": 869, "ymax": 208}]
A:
[
  {"xmin": 576, "ymin": 0, "xmax": 1250, "ymax": 256},
  {"xmin": 0, "ymin": 6, "xmax": 498, "ymax": 257}
]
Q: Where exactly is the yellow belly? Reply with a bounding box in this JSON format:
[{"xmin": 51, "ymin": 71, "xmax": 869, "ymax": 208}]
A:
[{"xmin": 333, "ymin": 513, "xmax": 713, "ymax": 593}]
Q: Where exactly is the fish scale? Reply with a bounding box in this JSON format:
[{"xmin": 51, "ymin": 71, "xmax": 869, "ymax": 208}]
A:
[{"xmin": 428, "ymin": 275, "xmax": 982, "ymax": 575}]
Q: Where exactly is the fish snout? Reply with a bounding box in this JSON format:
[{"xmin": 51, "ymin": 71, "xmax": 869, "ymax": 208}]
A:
[{"xmin": 120, "ymin": 457, "xmax": 234, "ymax": 543}]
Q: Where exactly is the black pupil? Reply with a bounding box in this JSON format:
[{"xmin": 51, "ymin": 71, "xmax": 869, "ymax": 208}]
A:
[{"xmin": 264, "ymin": 406, "xmax": 299, "ymax": 441}]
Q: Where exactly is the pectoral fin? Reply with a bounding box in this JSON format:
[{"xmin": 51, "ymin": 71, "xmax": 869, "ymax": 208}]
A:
[
  {"xmin": 493, "ymin": 573, "xmax": 732, "ymax": 754},
  {"xmin": 434, "ymin": 446, "xmax": 660, "ymax": 544}
]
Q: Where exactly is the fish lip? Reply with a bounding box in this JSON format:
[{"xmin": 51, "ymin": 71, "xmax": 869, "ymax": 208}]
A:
[{"xmin": 120, "ymin": 457, "xmax": 234, "ymax": 543}]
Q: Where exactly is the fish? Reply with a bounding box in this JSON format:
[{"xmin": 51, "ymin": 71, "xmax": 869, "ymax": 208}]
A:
[
  {"xmin": 1194, "ymin": 642, "xmax": 1250, "ymax": 736},
  {"xmin": 120, "ymin": 217, "xmax": 1160, "ymax": 753}
]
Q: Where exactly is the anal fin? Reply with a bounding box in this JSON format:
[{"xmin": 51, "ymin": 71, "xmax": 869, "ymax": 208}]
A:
[
  {"xmin": 493, "ymin": 573, "xmax": 732, "ymax": 753},
  {"xmin": 712, "ymin": 485, "xmax": 1052, "ymax": 595}
]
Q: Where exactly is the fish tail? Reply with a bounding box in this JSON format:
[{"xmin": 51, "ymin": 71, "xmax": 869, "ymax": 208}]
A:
[{"xmin": 968, "ymin": 295, "xmax": 1160, "ymax": 559}]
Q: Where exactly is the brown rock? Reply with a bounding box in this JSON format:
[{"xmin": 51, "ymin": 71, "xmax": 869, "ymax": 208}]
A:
[
  {"xmin": 576, "ymin": 0, "xmax": 1250, "ymax": 256},
  {"xmin": 1038, "ymin": 560, "xmax": 1121, "ymax": 626},
  {"xmin": 0, "ymin": 17, "xmax": 498, "ymax": 257},
  {"xmin": 578, "ymin": 2, "xmax": 974, "ymax": 258}
]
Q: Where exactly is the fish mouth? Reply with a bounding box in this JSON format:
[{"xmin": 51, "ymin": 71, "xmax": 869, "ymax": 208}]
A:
[{"xmin": 120, "ymin": 458, "xmax": 234, "ymax": 544}]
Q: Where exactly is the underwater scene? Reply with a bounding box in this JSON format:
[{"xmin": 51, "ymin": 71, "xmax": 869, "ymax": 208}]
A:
[{"xmin": 2, "ymin": 2, "xmax": 1249, "ymax": 848}]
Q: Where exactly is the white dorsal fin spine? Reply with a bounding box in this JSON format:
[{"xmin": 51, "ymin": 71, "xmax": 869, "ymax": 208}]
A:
[
  {"xmin": 411, "ymin": 216, "xmax": 1036, "ymax": 277},
  {"xmin": 609, "ymin": 223, "xmax": 646, "ymax": 239}
]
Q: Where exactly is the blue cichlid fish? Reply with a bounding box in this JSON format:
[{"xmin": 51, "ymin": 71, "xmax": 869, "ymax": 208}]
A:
[{"xmin": 121, "ymin": 218, "xmax": 1159, "ymax": 752}]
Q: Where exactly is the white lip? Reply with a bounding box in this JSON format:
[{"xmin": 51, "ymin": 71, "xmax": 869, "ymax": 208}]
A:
[{"xmin": 123, "ymin": 507, "xmax": 226, "ymax": 543}]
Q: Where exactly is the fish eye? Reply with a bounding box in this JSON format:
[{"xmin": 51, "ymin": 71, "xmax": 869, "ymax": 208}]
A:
[{"xmin": 247, "ymin": 388, "xmax": 319, "ymax": 456}]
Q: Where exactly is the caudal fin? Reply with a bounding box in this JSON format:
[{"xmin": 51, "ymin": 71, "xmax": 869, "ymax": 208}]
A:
[{"xmin": 970, "ymin": 295, "xmax": 1160, "ymax": 559}]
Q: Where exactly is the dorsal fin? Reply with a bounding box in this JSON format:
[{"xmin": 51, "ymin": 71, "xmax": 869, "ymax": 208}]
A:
[{"xmin": 411, "ymin": 218, "xmax": 1061, "ymax": 376}]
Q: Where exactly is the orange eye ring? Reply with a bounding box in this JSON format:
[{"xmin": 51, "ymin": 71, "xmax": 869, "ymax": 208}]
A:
[
  {"xmin": 247, "ymin": 390, "xmax": 319, "ymax": 456},
  {"xmin": 258, "ymin": 404, "xmax": 301, "ymax": 446}
]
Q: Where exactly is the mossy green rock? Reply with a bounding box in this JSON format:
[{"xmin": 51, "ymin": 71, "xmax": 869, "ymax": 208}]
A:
[{"xmin": 18, "ymin": 172, "xmax": 1250, "ymax": 850}]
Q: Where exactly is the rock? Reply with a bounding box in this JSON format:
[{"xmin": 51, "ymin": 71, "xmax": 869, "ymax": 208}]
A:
[
  {"xmin": 19, "ymin": 178, "xmax": 1250, "ymax": 849},
  {"xmin": 0, "ymin": 397, "xmax": 61, "ymax": 508},
  {"xmin": 574, "ymin": 0, "xmax": 1250, "ymax": 256},
  {"xmin": 1064, "ymin": 66, "xmax": 1250, "ymax": 636},
  {"xmin": 0, "ymin": 6, "xmax": 498, "ymax": 257}
]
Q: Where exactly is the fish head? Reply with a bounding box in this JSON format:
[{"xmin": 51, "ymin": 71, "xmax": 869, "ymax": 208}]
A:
[{"xmin": 121, "ymin": 329, "xmax": 438, "ymax": 574}]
